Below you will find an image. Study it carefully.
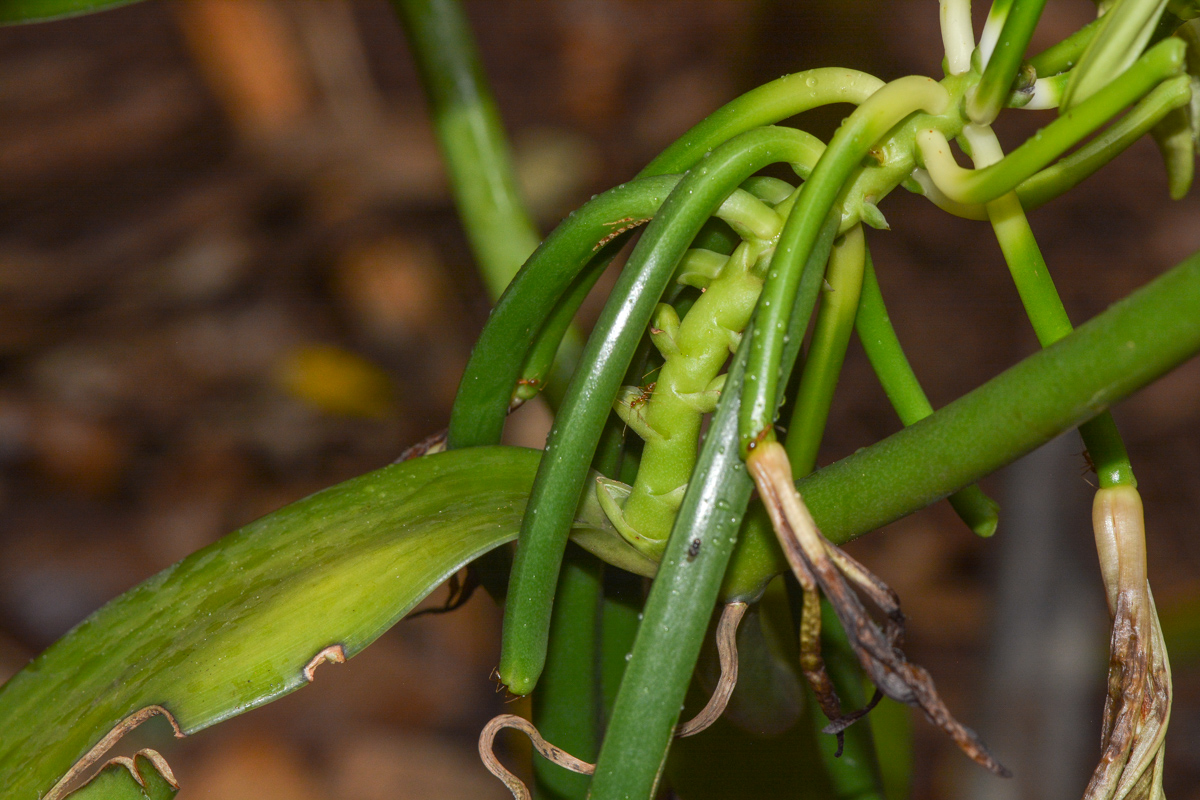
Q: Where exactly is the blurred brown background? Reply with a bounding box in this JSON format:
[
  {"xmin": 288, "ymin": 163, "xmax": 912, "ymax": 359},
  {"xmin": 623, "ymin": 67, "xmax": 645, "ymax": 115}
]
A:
[{"xmin": 0, "ymin": 1, "xmax": 1197, "ymax": 798}]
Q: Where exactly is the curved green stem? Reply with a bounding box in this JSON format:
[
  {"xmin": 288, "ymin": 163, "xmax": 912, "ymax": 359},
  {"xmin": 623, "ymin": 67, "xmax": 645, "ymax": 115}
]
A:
[
  {"xmin": 641, "ymin": 69, "xmax": 884, "ymax": 177},
  {"xmin": 449, "ymin": 176, "xmax": 680, "ymax": 449},
  {"xmin": 914, "ymin": 73, "xmax": 1192, "ymax": 218},
  {"xmin": 784, "ymin": 224, "xmax": 866, "ymax": 475},
  {"xmin": 499, "ymin": 127, "xmax": 822, "ymax": 696},
  {"xmin": 918, "ymin": 37, "xmax": 1187, "ymax": 204},
  {"xmin": 612, "ymin": 189, "xmax": 796, "ymax": 551},
  {"xmin": 741, "ymin": 76, "xmax": 952, "ymax": 456},
  {"xmin": 979, "ymin": 0, "xmax": 1015, "ymax": 65},
  {"xmin": 968, "ymin": 0, "xmax": 1047, "ymax": 124},
  {"xmin": 514, "ymin": 240, "xmax": 624, "ymax": 409},
  {"xmin": 966, "ymin": 123, "xmax": 1135, "ymax": 488},
  {"xmin": 856, "ymin": 250, "xmax": 999, "ymax": 536}
]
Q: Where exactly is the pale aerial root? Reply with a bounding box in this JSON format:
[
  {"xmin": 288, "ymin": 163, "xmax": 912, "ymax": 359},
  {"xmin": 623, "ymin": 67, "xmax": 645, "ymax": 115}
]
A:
[
  {"xmin": 45, "ymin": 705, "xmax": 186, "ymax": 800},
  {"xmin": 479, "ymin": 714, "xmax": 596, "ymax": 800},
  {"xmin": 480, "ymin": 601, "xmax": 751, "ymax": 798},
  {"xmin": 74, "ymin": 749, "xmax": 179, "ymax": 796},
  {"xmin": 747, "ymin": 440, "xmax": 1010, "ymax": 777},
  {"xmin": 677, "ymin": 601, "xmax": 749, "ymax": 738},
  {"xmin": 1084, "ymin": 486, "xmax": 1172, "ymax": 800}
]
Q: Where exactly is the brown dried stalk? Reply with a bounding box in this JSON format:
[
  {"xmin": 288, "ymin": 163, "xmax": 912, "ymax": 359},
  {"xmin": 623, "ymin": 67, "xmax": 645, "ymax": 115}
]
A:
[
  {"xmin": 747, "ymin": 440, "xmax": 1010, "ymax": 777},
  {"xmin": 1085, "ymin": 486, "xmax": 1172, "ymax": 800}
]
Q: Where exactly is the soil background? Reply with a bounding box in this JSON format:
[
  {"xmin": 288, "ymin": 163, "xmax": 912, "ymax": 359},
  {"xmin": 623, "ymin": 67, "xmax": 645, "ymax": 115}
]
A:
[{"xmin": 0, "ymin": 2, "xmax": 1198, "ymax": 798}]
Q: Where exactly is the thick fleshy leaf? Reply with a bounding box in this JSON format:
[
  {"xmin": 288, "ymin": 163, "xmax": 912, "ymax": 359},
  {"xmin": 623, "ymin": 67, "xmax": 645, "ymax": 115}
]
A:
[
  {"xmin": 0, "ymin": 0, "xmax": 142, "ymax": 24},
  {"xmin": 0, "ymin": 446, "xmax": 540, "ymax": 800}
]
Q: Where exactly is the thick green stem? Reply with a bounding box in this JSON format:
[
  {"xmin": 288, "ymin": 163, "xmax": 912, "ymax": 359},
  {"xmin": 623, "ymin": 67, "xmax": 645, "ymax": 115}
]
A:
[
  {"xmin": 1062, "ymin": 0, "xmax": 1171, "ymax": 109},
  {"xmin": 789, "ymin": 248, "xmax": 1200, "ymax": 545},
  {"xmin": 1029, "ymin": 15, "xmax": 1102, "ymax": 76},
  {"xmin": 588, "ymin": 324, "xmax": 758, "ymax": 800},
  {"xmin": 641, "ymin": 69, "xmax": 884, "ymax": 177},
  {"xmin": 918, "ymin": 38, "xmax": 1187, "ymax": 205},
  {"xmin": 450, "ymin": 176, "xmax": 680, "ymax": 449}
]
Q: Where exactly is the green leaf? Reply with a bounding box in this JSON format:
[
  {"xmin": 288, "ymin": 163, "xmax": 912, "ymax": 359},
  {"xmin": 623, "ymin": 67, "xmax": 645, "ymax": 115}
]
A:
[
  {"xmin": 0, "ymin": 446, "xmax": 541, "ymax": 800},
  {"xmin": 0, "ymin": 0, "xmax": 143, "ymax": 24}
]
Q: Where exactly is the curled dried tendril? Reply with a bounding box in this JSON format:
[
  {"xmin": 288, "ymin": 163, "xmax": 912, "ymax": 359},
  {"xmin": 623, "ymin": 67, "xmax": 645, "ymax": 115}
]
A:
[
  {"xmin": 747, "ymin": 440, "xmax": 1010, "ymax": 777},
  {"xmin": 481, "ymin": 601, "xmax": 751, "ymax": 799},
  {"xmin": 1085, "ymin": 486, "xmax": 1172, "ymax": 800}
]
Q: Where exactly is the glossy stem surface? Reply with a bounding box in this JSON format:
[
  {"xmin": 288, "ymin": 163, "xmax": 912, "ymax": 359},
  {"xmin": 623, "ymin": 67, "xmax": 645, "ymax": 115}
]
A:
[
  {"xmin": 791, "ymin": 248, "xmax": 1200, "ymax": 544},
  {"xmin": 500, "ymin": 127, "xmax": 820, "ymax": 696},
  {"xmin": 641, "ymin": 68, "xmax": 884, "ymax": 177},
  {"xmin": 588, "ymin": 326, "xmax": 757, "ymax": 800},
  {"xmin": 450, "ymin": 176, "xmax": 679, "ymax": 449}
]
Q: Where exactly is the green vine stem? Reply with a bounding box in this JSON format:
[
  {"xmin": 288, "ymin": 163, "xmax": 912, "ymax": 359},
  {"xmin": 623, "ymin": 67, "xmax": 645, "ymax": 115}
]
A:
[
  {"xmin": 968, "ymin": 0, "xmax": 1047, "ymax": 124},
  {"xmin": 391, "ymin": 0, "xmax": 539, "ymax": 296},
  {"xmin": 855, "ymin": 251, "xmax": 1000, "ymax": 536},
  {"xmin": 979, "ymin": 0, "xmax": 1015, "ymax": 65},
  {"xmin": 449, "ymin": 176, "xmax": 679, "ymax": 448},
  {"xmin": 783, "ymin": 248, "xmax": 1200, "ymax": 549},
  {"xmin": 914, "ymin": 72, "xmax": 1192, "ymax": 219},
  {"xmin": 641, "ymin": 69, "xmax": 884, "ymax": 177},
  {"xmin": 741, "ymin": 76, "xmax": 952, "ymax": 456},
  {"xmin": 499, "ymin": 127, "xmax": 823, "ymax": 697},
  {"xmin": 533, "ymin": 546, "xmax": 603, "ymax": 800},
  {"xmin": 918, "ymin": 37, "xmax": 1187, "ymax": 205},
  {"xmin": 784, "ymin": 224, "xmax": 867, "ymax": 475},
  {"xmin": 964, "ymin": 123, "xmax": 1135, "ymax": 488},
  {"xmin": 588, "ymin": 323, "xmax": 758, "ymax": 800},
  {"xmin": 608, "ymin": 194, "xmax": 789, "ymax": 552}
]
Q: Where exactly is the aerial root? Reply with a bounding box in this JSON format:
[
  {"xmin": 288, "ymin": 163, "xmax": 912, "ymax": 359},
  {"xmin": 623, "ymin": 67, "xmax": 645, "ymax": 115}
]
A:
[
  {"xmin": 303, "ymin": 644, "xmax": 346, "ymax": 682},
  {"xmin": 45, "ymin": 705, "xmax": 185, "ymax": 800},
  {"xmin": 747, "ymin": 440, "xmax": 1010, "ymax": 777},
  {"xmin": 479, "ymin": 714, "xmax": 595, "ymax": 800},
  {"xmin": 677, "ymin": 600, "xmax": 749, "ymax": 738},
  {"xmin": 1085, "ymin": 486, "xmax": 1172, "ymax": 800}
]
